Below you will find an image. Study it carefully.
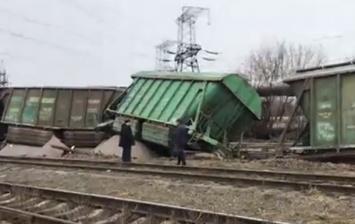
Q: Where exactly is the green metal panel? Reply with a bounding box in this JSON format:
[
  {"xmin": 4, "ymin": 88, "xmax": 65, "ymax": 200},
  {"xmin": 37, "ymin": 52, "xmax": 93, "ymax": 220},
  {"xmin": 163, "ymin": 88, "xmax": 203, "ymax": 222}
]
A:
[
  {"xmin": 4, "ymin": 89, "xmax": 26, "ymax": 123},
  {"xmin": 117, "ymin": 77, "xmax": 204, "ymax": 124},
  {"xmin": 21, "ymin": 89, "xmax": 41, "ymax": 125},
  {"xmin": 167, "ymin": 85, "xmax": 199, "ymax": 122},
  {"xmin": 112, "ymin": 117, "xmax": 139, "ymax": 136},
  {"xmin": 163, "ymin": 82, "xmax": 192, "ymax": 118},
  {"xmin": 312, "ymin": 76, "xmax": 338, "ymax": 146},
  {"xmin": 199, "ymin": 84, "xmax": 237, "ymax": 138},
  {"xmin": 287, "ymin": 80, "xmax": 312, "ymax": 147},
  {"xmin": 140, "ymin": 80, "xmax": 172, "ymax": 118},
  {"xmin": 196, "ymin": 81, "xmax": 257, "ymax": 141},
  {"xmin": 301, "ymin": 90, "xmax": 311, "ymax": 120},
  {"xmin": 118, "ymin": 79, "xmax": 147, "ymax": 115},
  {"xmin": 86, "ymin": 90, "xmax": 102, "ymax": 128},
  {"xmin": 142, "ymin": 122, "xmax": 170, "ymax": 146},
  {"xmin": 222, "ymin": 75, "xmax": 262, "ymax": 119},
  {"xmin": 341, "ymin": 74, "xmax": 355, "ymax": 144},
  {"xmin": 133, "ymin": 80, "xmax": 162, "ymax": 116},
  {"xmin": 53, "ymin": 90, "xmax": 71, "ymax": 127},
  {"xmin": 37, "ymin": 89, "xmax": 56, "ymax": 127},
  {"xmin": 69, "ymin": 90, "xmax": 86, "ymax": 128}
]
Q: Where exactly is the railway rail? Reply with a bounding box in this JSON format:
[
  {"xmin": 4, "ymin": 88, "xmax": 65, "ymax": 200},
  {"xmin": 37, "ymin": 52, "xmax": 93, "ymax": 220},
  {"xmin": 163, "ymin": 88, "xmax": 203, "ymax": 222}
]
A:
[
  {"xmin": 0, "ymin": 182, "xmax": 285, "ymax": 224},
  {"xmin": 0, "ymin": 156, "xmax": 355, "ymax": 195}
]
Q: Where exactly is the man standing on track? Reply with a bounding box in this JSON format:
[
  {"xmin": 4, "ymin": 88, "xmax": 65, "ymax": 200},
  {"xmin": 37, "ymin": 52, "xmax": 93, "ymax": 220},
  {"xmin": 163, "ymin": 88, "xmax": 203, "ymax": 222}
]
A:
[
  {"xmin": 174, "ymin": 118, "xmax": 188, "ymax": 166},
  {"xmin": 119, "ymin": 119, "xmax": 135, "ymax": 162}
]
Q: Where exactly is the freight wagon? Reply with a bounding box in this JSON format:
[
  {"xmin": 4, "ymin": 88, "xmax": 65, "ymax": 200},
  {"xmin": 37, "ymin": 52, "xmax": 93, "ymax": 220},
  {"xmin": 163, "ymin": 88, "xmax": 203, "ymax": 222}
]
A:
[
  {"xmin": 0, "ymin": 86, "xmax": 124, "ymax": 147},
  {"xmin": 108, "ymin": 71, "xmax": 262, "ymax": 157},
  {"xmin": 283, "ymin": 61, "xmax": 355, "ymax": 157}
]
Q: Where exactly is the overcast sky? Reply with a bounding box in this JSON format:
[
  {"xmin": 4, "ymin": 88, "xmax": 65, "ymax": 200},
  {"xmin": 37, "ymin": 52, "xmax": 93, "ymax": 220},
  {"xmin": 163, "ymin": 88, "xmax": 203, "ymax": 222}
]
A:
[{"xmin": 0, "ymin": 0, "xmax": 354, "ymax": 87}]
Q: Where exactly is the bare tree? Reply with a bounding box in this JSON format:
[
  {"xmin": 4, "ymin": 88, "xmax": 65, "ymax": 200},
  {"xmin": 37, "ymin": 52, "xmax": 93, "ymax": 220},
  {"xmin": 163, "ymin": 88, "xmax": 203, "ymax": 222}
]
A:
[
  {"xmin": 240, "ymin": 41, "xmax": 327, "ymax": 140},
  {"xmin": 243, "ymin": 41, "xmax": 326, "ymax": 83}
]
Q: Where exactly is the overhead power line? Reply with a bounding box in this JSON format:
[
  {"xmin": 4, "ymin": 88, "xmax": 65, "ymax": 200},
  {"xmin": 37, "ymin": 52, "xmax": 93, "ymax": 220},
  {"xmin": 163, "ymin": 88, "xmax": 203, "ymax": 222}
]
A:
[
  {"xmin": 313, "ymin": 35, "xmax": 343, "ymax": 42},
  {"xmin": 0, "ymin": 27, "xmax": 97, "ymax": 58},
  {"xmin": 0, "ymin": 7, "xmax": 98, "ymax": 45},
  {"xmin": 57, "ymin": 0, "xmax": 103, "ymax": 23}
]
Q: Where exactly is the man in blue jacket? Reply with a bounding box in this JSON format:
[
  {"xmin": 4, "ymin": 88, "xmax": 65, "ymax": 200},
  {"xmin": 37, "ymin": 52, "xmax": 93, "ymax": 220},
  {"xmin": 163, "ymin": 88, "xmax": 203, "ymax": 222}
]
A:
[{"xmin": 174, "ymin": 118, "xmax": 188, "ymax": 166}]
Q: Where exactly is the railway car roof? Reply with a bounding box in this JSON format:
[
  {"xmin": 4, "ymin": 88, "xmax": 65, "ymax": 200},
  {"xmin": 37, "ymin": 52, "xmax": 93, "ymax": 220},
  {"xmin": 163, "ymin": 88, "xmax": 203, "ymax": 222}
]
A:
[
  {"xmin": 0, "ymin": 86, "xmax": 124, "ymax": 90},
  {"xmin": 129, "ymin": 71, "xmax": 261, "ymax": 120},
  {"xmin": 284, "ymin": 60, "xmax": 355, "ymax": 82},
  {"xmin": 131, "ymin": 71, "xmax": 242, "ymax": 81}
]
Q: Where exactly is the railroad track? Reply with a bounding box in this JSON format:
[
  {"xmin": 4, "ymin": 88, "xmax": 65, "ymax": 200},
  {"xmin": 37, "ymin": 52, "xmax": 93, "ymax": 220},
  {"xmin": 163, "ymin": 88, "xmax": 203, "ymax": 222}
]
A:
[
  {"xmin": 0, "ymin": 156, "xmax": 355, "ymax": 195},
  {"xmin": 0, "ymin": 182, "xmax": 285, "ymax": 224}
]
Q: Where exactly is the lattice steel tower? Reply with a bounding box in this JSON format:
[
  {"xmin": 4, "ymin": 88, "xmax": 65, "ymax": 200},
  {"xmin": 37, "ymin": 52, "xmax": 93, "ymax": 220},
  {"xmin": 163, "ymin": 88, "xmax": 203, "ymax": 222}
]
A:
[
  {"xmin": 0, "ymin": 60, "xmax": 9, "ymax": 87},
  {"xmin": 155, "ymin": 40, "xmax": 177, "ymax": 71},
  {"xmin": 175, "ymin": 6, "xmax": 210, "ymax": 72},
  {"xmin": 155, "ymin": 6, "xmax": 219, "ymax": 72}
]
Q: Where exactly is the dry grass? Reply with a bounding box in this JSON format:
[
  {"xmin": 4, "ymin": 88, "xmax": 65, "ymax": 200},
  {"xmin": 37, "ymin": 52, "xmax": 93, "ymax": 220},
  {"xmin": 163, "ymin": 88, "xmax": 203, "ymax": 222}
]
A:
[
  {"xmin": 0, "ymin": 164, "xmax": 354, "ymax": 223},
  {"xmin": 61, "ymin": 153, "xmax": 355, "ymax": 176},
  {"xmin": 152, "ymin": 157, "xmax": 355, "ymax": 176}
]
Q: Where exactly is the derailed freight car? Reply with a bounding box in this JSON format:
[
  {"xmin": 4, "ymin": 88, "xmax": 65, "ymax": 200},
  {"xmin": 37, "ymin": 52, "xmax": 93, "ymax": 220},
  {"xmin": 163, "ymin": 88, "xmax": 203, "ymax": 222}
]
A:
[
  {"xmin": 0, "ymin": 86, "xmax": 124, "ymax": 147},
  {"xmin": 283, "ymin": 61, "xmax": 355, "ymax": 156},
  {"xmin": 108, "ymin": 71, "xmax": 262, "ymax": 157}
]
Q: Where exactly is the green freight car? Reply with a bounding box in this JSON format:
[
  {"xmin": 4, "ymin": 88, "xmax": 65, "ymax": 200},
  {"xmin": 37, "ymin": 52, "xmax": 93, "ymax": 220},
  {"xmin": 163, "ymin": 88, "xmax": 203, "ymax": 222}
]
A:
[
  {"xmin": 0, "ymin": 87, "xmax": 124, "ymax": 147},
  {"xmin": 283, "ymin": 61, "xmax": 355, "ymax": 155},
  {"xmin": 108, "ymin": 71, "xmax": 262, "ymax": 157}
]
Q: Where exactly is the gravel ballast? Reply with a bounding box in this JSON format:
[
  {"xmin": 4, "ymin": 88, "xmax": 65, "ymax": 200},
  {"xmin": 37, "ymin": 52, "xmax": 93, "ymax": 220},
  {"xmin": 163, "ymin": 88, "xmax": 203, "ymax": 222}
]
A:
[
  {"xmin": 176, "ymin": 158, "xmax": 355, "ymax": 174},
  {"xmin": 0, "ymin": 164, "xmax": 354, "ymax": 223}
]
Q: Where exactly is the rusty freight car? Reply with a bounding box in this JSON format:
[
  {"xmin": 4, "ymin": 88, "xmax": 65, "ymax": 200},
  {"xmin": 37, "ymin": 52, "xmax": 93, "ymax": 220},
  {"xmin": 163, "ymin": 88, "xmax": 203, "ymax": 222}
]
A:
[{"xmin": 0, "ymin": 86, "xmax": 124, "ymax": 147}]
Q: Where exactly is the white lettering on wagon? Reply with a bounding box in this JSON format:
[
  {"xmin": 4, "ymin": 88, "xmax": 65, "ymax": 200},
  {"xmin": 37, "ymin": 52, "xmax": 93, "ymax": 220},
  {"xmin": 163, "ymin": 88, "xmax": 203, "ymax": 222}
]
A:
[{"xmin": 316, "ymin": 101, "xmax": 335, "ymax": 142}]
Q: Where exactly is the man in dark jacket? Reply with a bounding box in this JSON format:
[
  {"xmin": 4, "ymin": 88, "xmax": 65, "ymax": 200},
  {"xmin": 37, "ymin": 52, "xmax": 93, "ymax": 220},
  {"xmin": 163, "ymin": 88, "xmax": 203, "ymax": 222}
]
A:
[
  {"xmin": 119, "ymin": 119, "xmax": 134, "ymax": 162},
  {"xmin": 174, "ymin": 118, "xmax": 188, "ymax": 166}
]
